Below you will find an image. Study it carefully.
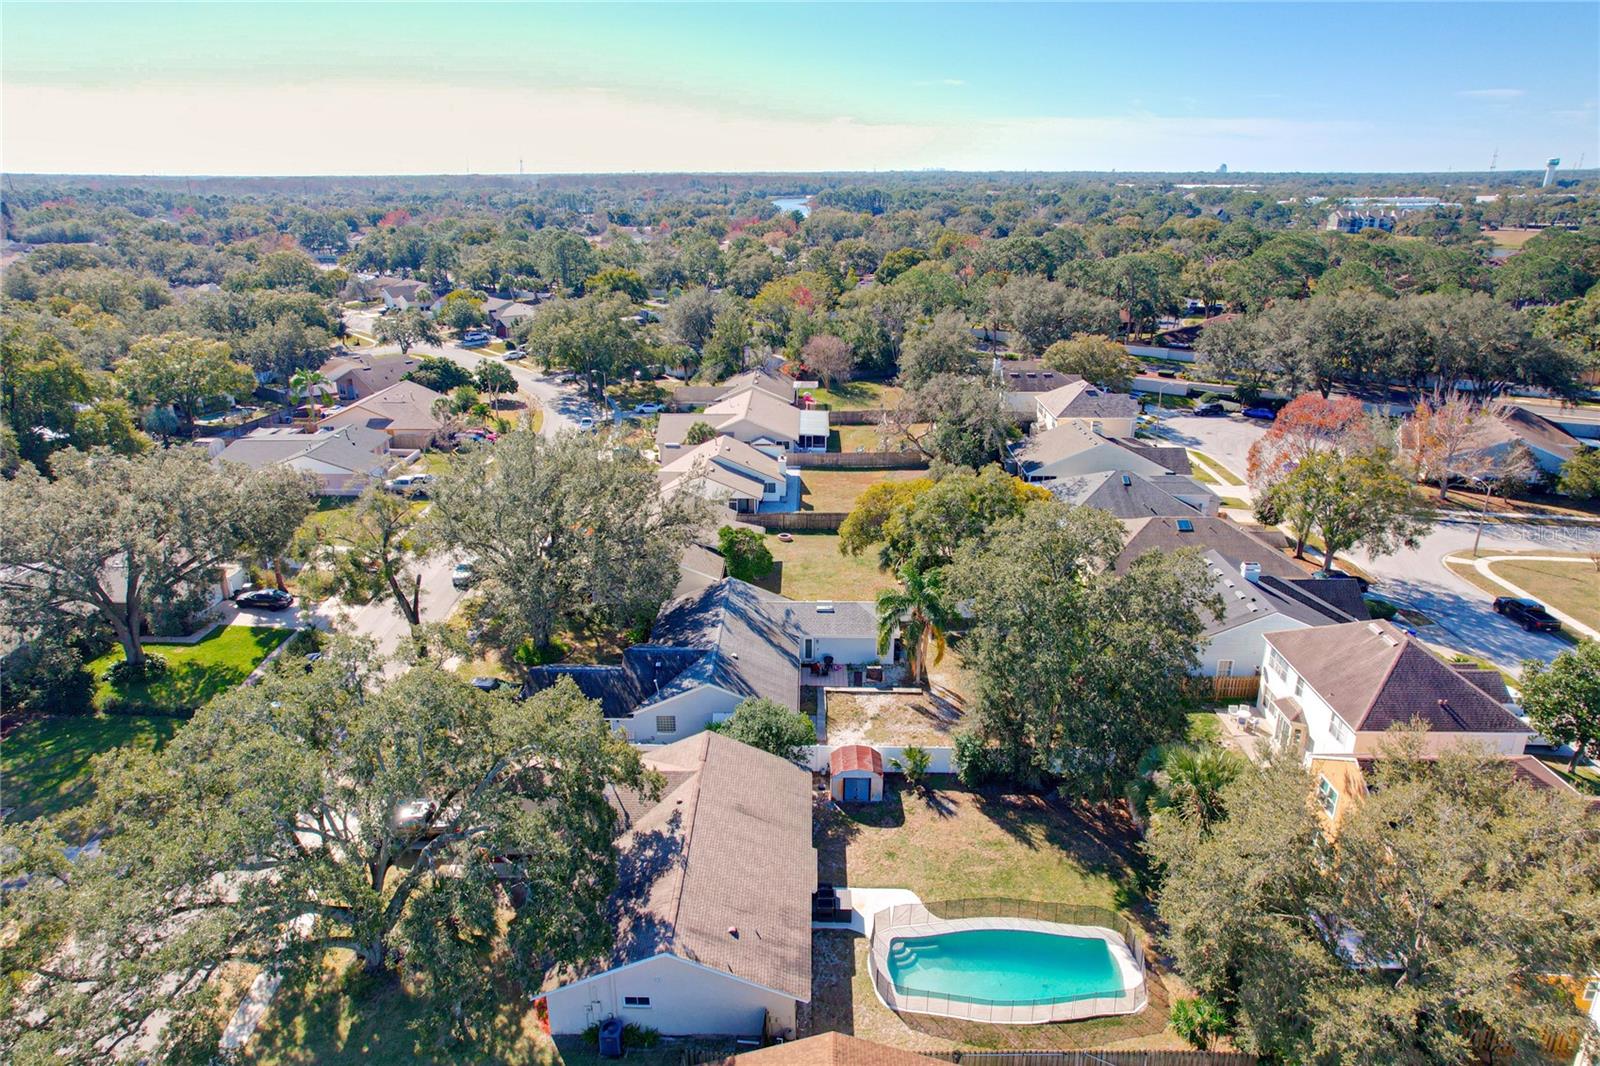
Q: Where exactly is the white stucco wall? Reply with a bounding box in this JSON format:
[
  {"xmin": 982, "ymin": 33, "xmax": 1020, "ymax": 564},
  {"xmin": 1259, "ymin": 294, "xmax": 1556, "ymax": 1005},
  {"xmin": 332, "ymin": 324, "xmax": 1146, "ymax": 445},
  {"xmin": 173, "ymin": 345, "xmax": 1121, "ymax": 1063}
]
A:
[
  {"xmin": 619, "ymin": 685, "xmax": 741, "ymax": 743},
  {"xmin": 544, "ymin": 953, "xmax": 798, "ymax": 1037},
  {"xmin": 1201, "ymin": 616, "xmax": 1307, "ymax": 677},
  {"xmin": 808, "ymin": 634, "xmax": 889, "ymax": 667}
]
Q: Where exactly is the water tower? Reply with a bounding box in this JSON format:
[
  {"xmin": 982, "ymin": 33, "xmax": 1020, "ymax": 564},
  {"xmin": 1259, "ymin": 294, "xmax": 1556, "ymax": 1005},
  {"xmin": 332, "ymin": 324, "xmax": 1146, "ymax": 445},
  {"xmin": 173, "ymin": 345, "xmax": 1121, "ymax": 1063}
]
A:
[{"xmin": 1542, "ymin": 158, "xmax": 1560, "ymax": 187}]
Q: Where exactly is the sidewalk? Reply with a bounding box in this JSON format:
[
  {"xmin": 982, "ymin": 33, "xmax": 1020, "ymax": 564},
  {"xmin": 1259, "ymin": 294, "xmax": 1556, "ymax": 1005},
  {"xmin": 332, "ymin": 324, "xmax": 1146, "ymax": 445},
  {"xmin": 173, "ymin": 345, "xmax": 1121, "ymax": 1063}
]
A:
[{"xmin": 1447, "ymin": 553, "xmax": 1600, "ymax": 641}]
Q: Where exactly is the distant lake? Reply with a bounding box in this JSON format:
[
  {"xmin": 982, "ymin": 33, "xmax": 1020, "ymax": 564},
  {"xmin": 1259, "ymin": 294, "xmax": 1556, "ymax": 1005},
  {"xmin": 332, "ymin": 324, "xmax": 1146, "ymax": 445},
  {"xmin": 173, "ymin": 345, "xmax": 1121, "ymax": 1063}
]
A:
[{"xmin": 772, "ymin": 195, "xmax": 811, "ymax": 218}]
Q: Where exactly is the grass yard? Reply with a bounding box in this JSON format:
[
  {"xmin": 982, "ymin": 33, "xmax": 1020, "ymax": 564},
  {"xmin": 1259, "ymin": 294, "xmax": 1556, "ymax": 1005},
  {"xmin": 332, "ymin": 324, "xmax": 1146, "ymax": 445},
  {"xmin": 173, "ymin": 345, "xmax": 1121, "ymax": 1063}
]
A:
[
  {"xmin": 798, "ymin": 380, "xmax": 902, "ymax": 411},
  {"xmin": 831, "ymin": 423, "xmax": 928, "ymax": 454},
  {"xmin": 758, "ymin": 533, "xmax": 899, "ymax": 603},
  {"xmin": 1485, "ymin": 558, "xmax": 1600, "ymax": 633},
  {"xmin": 1184, "ymin": 450, "xmax": 1244, "ymax": 486},
  {"xmin": 798, "ymin": 468, "xmax": 928, "ymax": 513},
  {"xmin": 87, "ymin": 625, "xmax": 292, "ymax": 714},
  {"xmin": 1534, "ymin": 754, "xmax": 1600, "ymax": 797},
  {"xmin": 1, "ymin": 714, "xmax": 181, "ymax": 823}
]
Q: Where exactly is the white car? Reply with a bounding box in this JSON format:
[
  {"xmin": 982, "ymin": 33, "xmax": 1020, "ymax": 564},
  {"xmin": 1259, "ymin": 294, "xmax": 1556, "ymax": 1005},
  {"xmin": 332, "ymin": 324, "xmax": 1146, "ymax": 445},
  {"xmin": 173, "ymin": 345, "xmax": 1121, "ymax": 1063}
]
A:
[
  {"xmin": 504, "ymin": 348, "xmax": 526, "ymax": 361},
  {"xmin": 384, "ymin": 473, "xmax": 435, "ymax": 495},
  {"xmin": 576, "ymin": 415, "xmax": 596, "ymax": 431},
  {"xmin": 633, "ymin": 401, "xmax": 665, "ymax": 414}
]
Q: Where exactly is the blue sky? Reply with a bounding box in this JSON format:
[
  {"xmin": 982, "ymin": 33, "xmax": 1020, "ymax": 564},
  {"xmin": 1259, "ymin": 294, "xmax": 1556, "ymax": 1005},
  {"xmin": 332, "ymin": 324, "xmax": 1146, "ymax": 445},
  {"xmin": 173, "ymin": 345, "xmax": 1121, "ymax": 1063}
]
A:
[{"xmin": 3, "ymin": 2, "xmax": 1596, "ymax": 174}]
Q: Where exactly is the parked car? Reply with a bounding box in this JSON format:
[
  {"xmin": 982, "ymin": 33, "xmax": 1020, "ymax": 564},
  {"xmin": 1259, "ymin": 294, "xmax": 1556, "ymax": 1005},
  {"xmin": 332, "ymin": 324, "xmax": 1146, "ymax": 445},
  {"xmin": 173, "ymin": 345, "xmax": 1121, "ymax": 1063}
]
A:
[
  {"xmin": 633, "ymin": 401, "xmax": 665, "ymax": 415},
  {"xmin": 1156, "ymin": 369, "xmax": 1178, "ymax": 379},
  {"xmin": 1242, "ymin": 407, "xmax": 1277, "ymax": 420},
  {"xmin": 384, "ymin": 473, "xmax": 435, "ymax": 496},
  {"xmin": 471, "ymin": 676, "xmax": 504, "ymax": 692},
  {"xmin": 460, "ymin": 331, "xmax": 490, "ymax": 348},
  {"xmin": 504, "ymin": 348, "xmax": 526, "ymax": 360},
  {"xmin": 451, "ymin": 562, "xmax": 476, "ymax": 589},
  {"xmin": 576, "ymin": 415, "xmax": 596, "ymax": 431},
  {"xmin": 1493, "ymin": 596, "xmax": 1561, "ymax": 632},
  {"xmin": 236, "ymin": 588, "xmax": 294, "ymax": 611},
  {"xmin": 1194, "ymin": 401, "xmax": 1226, "ymax": 417}
]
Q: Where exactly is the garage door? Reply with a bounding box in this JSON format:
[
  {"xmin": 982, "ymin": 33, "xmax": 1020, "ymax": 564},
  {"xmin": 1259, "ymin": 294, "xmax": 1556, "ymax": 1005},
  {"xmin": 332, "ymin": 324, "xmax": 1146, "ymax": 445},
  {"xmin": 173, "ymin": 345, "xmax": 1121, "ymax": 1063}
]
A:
[{"xmin": 842, "ymin": 777, "xmax": 871, "ymax": 803}]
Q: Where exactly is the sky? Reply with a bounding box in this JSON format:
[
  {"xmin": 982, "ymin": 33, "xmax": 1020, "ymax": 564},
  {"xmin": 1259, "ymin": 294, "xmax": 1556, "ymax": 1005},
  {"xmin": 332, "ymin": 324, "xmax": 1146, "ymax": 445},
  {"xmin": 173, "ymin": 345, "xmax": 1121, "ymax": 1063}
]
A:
[{"xmin": 2, "ymin": 2, "xmax": 1597, "ymax": 176}]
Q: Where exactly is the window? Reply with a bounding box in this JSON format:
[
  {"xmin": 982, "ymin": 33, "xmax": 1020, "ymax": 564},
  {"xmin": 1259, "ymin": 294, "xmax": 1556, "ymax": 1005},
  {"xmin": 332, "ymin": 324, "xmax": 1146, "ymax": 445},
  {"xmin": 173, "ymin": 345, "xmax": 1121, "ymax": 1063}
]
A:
[
  {"xmin": 655, "ymin": 715, "xmax": 677, "ymax": 735},
  {"xmin": 764, "ymin": 482, "xmax": 777, "ymax": 493},
  {"xmin": 1328, "ymin": 715, "xmax": 1351, "ymax": 744},
  {"xmin": 1584, "ymin": 979, "xmax": 1599, "ymax": 1003},
  {"xmin": 1217, "ymin": 659, "xmax": 1234, "ymax": 678},
  {"xmin": 1175, "ymin": 518, "xmax": 1194, "ymax": 533},
  {"xmin": 802, "ymin": 638, "xmax": 814, "ymax": 660},
  {"xmin": 1294, "ymin": 674, "xmax": 1305, "ymax": 698},
  {"xmin": 623, "ymin": 996, "xmax": 652, "ymax": 1009},
  {"xmin": 1268, "ymin": 648, "xmax": 1289, "ymax": 680},
  {"xmin": 1316, "ymin": 776, "xmax": 1339, "ymax": 818}
]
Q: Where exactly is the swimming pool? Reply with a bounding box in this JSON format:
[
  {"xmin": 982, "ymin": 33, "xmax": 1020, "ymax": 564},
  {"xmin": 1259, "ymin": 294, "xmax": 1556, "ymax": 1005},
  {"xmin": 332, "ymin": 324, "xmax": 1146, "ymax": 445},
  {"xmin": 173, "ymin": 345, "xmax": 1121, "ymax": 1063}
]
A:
[{"xmin": 886, "ymin": 928, "xmax": 1124, "ymax": 1005}]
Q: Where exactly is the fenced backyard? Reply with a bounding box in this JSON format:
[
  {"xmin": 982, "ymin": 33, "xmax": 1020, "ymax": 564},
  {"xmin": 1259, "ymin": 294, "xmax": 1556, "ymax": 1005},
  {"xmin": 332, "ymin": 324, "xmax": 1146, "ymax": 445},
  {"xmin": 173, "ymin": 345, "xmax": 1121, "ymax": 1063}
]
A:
[{"xmin": 801, "ymin": 451, "xmax": 931, "ymax": 469}]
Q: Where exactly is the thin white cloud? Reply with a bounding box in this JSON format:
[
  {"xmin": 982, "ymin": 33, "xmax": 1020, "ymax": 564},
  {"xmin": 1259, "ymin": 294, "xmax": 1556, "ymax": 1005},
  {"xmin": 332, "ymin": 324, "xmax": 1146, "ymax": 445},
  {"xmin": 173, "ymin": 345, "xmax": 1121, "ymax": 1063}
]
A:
[
  {"xmin": 1457, "ymin": 88, "xmax": 1526, "ymax": 99},
  {"xmin": 914, "ymin": 78, "xmax": 966, "ymax": 87}
]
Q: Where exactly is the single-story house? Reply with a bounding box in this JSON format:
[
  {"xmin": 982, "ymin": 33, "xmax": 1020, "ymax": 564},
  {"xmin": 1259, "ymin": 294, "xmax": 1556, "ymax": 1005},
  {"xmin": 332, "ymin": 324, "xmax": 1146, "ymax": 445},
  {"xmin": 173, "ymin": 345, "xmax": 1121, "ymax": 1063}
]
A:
[
  {"xmin": 376, "ymin": 277, "xmax": 436, "ymax": 312},
  {"xmin": 991, "ymin": 358, "xmax": 1084, "ymax": 418},
  {"xmin": 1049, "ymin": 469, "xmax": 1218, "ymax": 519},
  {"xmin": 542, "ymin": 731, "xmax": 815, "ymax": 1039},
  {"xmin": 829, "ymin": 744, "xmax": 885, "ymax": 803},
  {"xmin": 489, "ymin": 301, "xmax": 540, "ymax": 339},
  {"xmin": 1259, "ymin": 620, "xmax": 1532, "ymax": 761},
  {"xmin": 205, "ymin": 424, "xmax": 404, "ymax": 496},
  {"xmin": 658, "ymin": 436, "xmax": 791, "ymax": 514},
  {"xmin": 1010, "ymin": 421, "xmax": 1183, "ymax": 484},
  {"xmin": 672, "ymin": 367, "xmax": 798, "ymax": 409},
  {"xmin": 316, "ymin": 351, "xmax": 421, "ymax": 402},
  {"xmin": 1490, "ymin": 405, "xmax": 1585, "ymax": 476},
  {"xmin": 657, "ymin": 387, "xmax": 827, "ymax": 456},
  {"xmin": 1034, "ymin": 381, "xmax": 1139, "ymax": 437},
  {"xmin": 317, "ymin": 380, "xmax": 446, "ymax": 451},
  {"xmin": 524, "ymin": 578, "xmax": 890, "ymax": 743}
]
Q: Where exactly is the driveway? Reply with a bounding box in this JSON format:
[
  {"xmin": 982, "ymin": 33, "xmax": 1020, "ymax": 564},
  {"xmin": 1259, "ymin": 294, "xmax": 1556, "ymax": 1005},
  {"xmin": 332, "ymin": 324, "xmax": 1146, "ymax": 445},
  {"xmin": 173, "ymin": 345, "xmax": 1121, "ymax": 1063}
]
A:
[
  {"xmin": 1144, "ymin": 410, "xmax": 1266, "ymax": 479},
  {"xmin": 1350, "ymin": 517, "xmax": 1600, "ymax": 674},
  {"xmin": 308, "ymin": 549, "xmax": 471, "ymax": 659}
]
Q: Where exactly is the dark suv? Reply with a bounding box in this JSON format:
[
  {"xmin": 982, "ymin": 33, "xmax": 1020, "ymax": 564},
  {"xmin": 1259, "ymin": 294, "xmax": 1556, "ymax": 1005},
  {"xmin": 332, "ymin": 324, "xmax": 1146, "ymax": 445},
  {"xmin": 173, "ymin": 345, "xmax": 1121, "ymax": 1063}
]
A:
[{"xmin": 1493, "ymin": 597, "xmax": 1561, "ymax": 633}]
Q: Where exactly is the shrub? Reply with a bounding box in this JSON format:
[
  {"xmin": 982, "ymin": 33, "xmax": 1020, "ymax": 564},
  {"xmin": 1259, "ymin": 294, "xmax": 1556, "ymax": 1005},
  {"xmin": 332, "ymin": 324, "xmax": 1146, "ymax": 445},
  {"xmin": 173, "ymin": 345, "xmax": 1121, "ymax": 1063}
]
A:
[
  {"xmin": 1, "ymin": 639, "xmax": 96, "ymax": 720},
  {"xmin": 953, "ymin": 730, "xmax": 995, "ymax": 786},
  {"xmin": 684, "ymin": 420, "xmax": 717, "ymax": 446},
  {"xmin": 580, "ymin": 1021, "xmax": 660, "ymax": 1050},
  {"xmin": 718, "ymin": 525, "xmax": 774, "ymax": 583},
  {"xmin": 1170, "ymin": 996, "xmax": 1229, "ymax": 1050},
  {"xmin": 891, "ymin": 745, "xmax": 932, "ymax": 789},
  {"xmin": 105, "ymin": 653, "xmax": 169, "ymax": 685},
  {"xmin": 513, "ymin": 638, "xmax": 569, "ymax": 667},
  {"xmin": 720, "ymin": 697, "xmax": 817, "ymax": 764},
  {"xmin": 1364, "ymin": 596, "xmax": 1398, "ymax": 621}
]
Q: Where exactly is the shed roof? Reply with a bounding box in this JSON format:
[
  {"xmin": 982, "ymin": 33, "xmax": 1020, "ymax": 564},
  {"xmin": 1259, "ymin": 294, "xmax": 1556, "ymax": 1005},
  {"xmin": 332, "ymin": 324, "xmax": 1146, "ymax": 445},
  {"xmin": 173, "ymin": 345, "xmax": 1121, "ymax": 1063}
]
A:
[{"xmin": 830, "ymin": 745, "xmax": 884, "ymax": 775}]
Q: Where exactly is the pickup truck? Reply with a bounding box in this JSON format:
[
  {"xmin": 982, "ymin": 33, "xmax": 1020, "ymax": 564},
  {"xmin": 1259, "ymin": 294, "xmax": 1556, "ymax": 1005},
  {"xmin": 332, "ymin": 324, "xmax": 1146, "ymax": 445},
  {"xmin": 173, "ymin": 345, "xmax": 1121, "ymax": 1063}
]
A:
[{"xmin": 1493, "ymin": 597, "xmax": 1561, "ymax": 633}]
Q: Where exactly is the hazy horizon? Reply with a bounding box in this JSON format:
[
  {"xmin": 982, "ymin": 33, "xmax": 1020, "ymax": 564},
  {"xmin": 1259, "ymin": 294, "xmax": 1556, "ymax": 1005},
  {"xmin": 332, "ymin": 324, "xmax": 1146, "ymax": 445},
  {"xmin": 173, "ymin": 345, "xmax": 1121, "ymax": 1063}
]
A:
[{"xmin": 3, "ymin": 1, "xmax": 1597, "ymax": 177}]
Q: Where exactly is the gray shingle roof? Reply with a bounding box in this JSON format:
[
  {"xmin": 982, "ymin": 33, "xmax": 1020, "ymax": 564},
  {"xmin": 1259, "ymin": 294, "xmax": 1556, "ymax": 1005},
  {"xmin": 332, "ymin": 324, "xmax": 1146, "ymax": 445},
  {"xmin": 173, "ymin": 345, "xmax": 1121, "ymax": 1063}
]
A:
[
  {"xmin": 1265, "ymin": 621, "xmax": 1530, "ymax": 735},
  {"xmin": 600, "ymin": 732, "xmax": 815, "ymax": 1000},
  {"xmin": 1051, "ymin": 470, "xmax": 1213, "ymax": 519},
  {"xmin": 649, "ymin": 578, "xmax": 804, "ymax": 709}
]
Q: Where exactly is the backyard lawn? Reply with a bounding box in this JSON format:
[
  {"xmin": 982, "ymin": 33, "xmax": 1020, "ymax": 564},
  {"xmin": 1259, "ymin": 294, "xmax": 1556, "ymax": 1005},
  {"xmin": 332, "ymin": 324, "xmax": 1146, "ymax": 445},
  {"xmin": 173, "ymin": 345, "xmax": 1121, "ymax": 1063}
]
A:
[
  {"xmin": 758, "ymin": 533, "xmax": 899, "ymax": 603},
  {"xmin": 798, "ymin": 468, "xmax": 928, "ymax": 513},
  {"xmin": 1, "ymin": 713, "xmax": 181, "ymax": 823},
  {"xmin": 808, "ymin": 779, "xmax": 1189, "ymax": 1053},
  {"xmin": 797, "ymin": 380, "xmax": 902, "ymax": 411},
  {"xmin": 88, "ymin": 625, "xmax": 292, "ymax": 714}
]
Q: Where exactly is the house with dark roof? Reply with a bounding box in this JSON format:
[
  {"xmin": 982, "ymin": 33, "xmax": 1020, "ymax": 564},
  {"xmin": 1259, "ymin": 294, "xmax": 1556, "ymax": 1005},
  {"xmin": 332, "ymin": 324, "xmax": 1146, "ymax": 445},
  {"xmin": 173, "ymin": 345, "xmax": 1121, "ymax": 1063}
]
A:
[
  {"xmin": 990, "ymin": 357, "xmax": 1084, "ymax": 417},
  {"xmin": 315, "ymin": 351, "xmax": 422, "ymax": 402},
  {"xmin": 1259, "ymin": 620, "xmax": 1531, "ymax": 760},
  {"xmin": 1049, "ymin": 469, "xmax": 1217, "ymax": 519},
  {"xmin": 541, "ymin": 731, "xmax": 816, "ymax": 1038},
  {"xmin": 524, "ymin": 578, "xmax": 891, "ymax": 743},
  {"xmin": 1488, "ymin": 405, "xmax": 1585, "ymax": 476}
]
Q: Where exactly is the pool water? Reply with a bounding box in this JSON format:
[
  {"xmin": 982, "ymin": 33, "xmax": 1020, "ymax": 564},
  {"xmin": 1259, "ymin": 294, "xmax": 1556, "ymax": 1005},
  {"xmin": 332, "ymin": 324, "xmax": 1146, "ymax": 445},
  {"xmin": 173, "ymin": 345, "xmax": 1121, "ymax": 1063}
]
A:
[{"xmin": 886, "ymin": 929, "xmax": 1123, "ymax": 1005}]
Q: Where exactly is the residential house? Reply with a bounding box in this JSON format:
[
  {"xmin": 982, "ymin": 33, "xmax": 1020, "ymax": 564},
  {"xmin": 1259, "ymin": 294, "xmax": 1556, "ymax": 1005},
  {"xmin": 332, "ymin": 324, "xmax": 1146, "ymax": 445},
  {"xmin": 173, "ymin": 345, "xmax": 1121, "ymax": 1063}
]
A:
[
  {"xmin": 1034, "ymin": 380, "xmax": 1139, "ymax": 436},
  {"xmin": 1489, "ymin": 405, "xmax": 1585, "ymax": 476},
  {"xmin": 205, "ymin": 424, "xmax": 405, "ymax": 496},
  {"xmin": 316, "ymin": 351, "xmax": 421, "ymax": 403},
  {"xmin": 1259, "ymin": 620, "xmax": 1532, "ymax": 761},
  {"xmin": 658, "ymin": 436, "xmax": 792, "ymax": 514},
  {"xmin": 524, "ymin": 578, "xmax": 891, "ymax": 743},
  {"xmin": 1325, "ymin": 210, "xmax": 1397, "ymax": 234},
  {"xmin": 656, "ymin": 386, "xmax": 827, "ymax": 456},
  {"xmin": 671, "ymin": 366, "xmax": 798, "ymax": 409},
  {"xmin": 376, "ymin": 277, "xmax": 436, "ymax": 312},
  {"xmin": 1117, "ymin": 515, "xmax": 1366, "ymax": 677},
  {"xmin": 542, "ymin": 731, "xmax": 815, "ymax": 1039},
  {"xmin": 317, "ymin": 380, "xmax": 446, "ymax": 450},
  {"xmin": 1308, "ymin": 751, "xmax": 1598, "ymax": 832},
  {"xmin": 1049, "ymin": 469, "xmax": 1218, "ymax": 519},
  {"xmin": 990, "ymin": 358, "xmax": 1083, "ymax": 418},
  {"xmin": 1009, "ymin": 421, "xmax": 1188, "ymax": 484},
  {"xmin": 488, "ymin": 300, "xmax": 540, "ymax": 339}
]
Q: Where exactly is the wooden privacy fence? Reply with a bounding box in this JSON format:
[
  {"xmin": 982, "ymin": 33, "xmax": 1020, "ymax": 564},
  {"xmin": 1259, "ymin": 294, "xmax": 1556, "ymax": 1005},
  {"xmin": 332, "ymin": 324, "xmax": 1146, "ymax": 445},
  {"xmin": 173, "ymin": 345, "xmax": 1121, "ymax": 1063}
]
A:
[
  {"xmin": 923, "ymin": 1052, "xmax": 1257, "ymax": 1066},
  {"xmin": 1192, "ymin": 674, "xmax": 1260, "ymax": 701},
  {"xmin": 819, "ymin": 407, "xmax": 890, "ymax": 424},
  {"xmin": 743, "ymin": 511, "xmax": 849, "ymax": 532},
  {"xmin": 800, "ymin": 451, "xmax": 930, "ymax": 470}
]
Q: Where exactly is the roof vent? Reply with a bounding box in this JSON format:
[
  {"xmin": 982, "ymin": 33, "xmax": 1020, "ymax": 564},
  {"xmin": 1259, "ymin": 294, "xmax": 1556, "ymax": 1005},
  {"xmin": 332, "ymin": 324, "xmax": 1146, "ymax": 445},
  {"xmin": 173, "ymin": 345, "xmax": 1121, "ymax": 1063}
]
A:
[
  {"xmin": 1121, "ymin": 474, "xmax": 1133, "ymax": 487},
  {"xmin": 1367, "ymin": 622, "xmax": 1384, "ymax": 636},
  {"xmin": 816, "ymin": 602, "xmax": 834, "ymax": 613}
]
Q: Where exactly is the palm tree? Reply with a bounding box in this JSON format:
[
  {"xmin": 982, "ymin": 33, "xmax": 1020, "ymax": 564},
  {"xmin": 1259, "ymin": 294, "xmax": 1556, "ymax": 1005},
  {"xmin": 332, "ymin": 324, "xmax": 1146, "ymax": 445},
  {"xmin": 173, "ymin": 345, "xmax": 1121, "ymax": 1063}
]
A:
[
  {"xmin": 876, "ymin": 566, "xmax": 954, "ymax": 687},
  {"xmin": 289, "ymin": 368, "xmax": 330, "ymax": 432},
  {"xmin": 1149, "ymin": 745, "xmax": 1246, "ymax": 829}
]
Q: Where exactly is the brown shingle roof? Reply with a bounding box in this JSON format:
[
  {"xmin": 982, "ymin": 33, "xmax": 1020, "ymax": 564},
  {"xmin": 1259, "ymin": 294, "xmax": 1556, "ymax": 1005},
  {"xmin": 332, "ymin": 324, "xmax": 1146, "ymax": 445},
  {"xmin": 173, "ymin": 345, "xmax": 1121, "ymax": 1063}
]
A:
[
  {"xmin": 600, "ymin": 732, "xmax": 816, "ymax": 1001},
  {"xmin": 730, "ymin": 1033, "xmax": 944, "ymax": 1064},
  {"xmin": 1265, "ymin": 621, "xmax": 1530, "ymax": 736}
]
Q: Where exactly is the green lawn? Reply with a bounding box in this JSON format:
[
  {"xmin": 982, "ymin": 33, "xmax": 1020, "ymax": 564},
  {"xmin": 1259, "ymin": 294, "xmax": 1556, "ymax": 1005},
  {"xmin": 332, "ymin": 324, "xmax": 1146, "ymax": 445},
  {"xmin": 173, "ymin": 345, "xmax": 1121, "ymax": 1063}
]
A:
[
  {"xmin": 796, "ymin": 380, "xmax": 902, "ymax": 411},
  {"xmin": 87, "ymin": 625, "xmax": 292, "ymax": 714},
  {"xmin": 758, "ymin": 532, "xmax": 899, "ymax": 603},
  {"xmin": 1, "ymin": 714, "xmax": 181, "ymax": 823},
  {"xmin": 798, "ymin": 468, "xmax": 927, "ymax": 513},
  {"xmin": 1485, "ymin": 558, "xmax": 1600, "ymax": 633}
]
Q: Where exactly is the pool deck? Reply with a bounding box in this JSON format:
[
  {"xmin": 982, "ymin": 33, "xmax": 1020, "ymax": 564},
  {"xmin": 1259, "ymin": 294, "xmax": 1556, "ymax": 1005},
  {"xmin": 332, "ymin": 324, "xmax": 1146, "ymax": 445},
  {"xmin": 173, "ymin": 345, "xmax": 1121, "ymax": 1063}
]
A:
[{"xmin": 814, "ymin": 887, "xmax": 922, "ymax": 935}]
